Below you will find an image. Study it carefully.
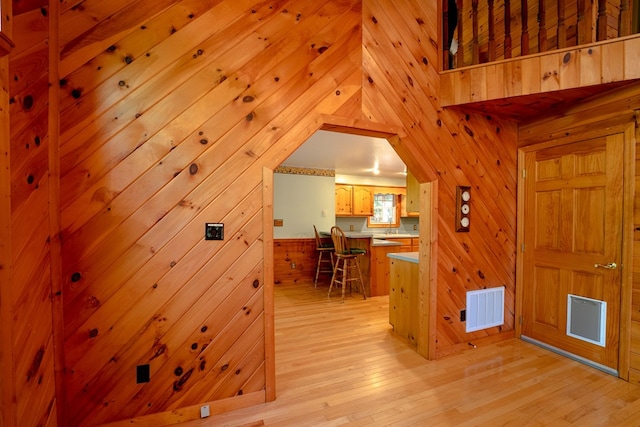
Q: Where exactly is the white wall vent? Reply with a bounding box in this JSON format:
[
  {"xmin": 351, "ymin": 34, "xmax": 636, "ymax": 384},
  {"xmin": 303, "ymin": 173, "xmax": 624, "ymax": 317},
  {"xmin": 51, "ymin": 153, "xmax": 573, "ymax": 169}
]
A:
[
  {"xmin": 567, "ymin": 294, "xmax": 606, "ymax": 347},
  {"xmin": 465, "ymin": 287, "xmax": 505, "ymax": 332}
]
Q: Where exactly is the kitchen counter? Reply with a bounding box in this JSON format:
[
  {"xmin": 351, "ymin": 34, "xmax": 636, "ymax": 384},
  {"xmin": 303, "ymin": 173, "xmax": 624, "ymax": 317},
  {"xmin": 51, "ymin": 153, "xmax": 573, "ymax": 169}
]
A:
[
  {"xmin": 387, "ymin": 251, "xmax": 418, "ymax": 263},
  {"xmin": 372, "ymin": 238, "xmax": 402, "ymax": 247}
]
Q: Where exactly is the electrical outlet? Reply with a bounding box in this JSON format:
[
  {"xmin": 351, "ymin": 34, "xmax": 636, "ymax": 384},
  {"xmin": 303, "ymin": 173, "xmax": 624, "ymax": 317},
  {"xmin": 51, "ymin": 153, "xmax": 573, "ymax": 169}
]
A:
[
  {"xmin": 291, "ymin": 262, "xmax": 296, "ymax": 269},
  {"xmin": 349, "ymin": 225, "xmax": 354, "ymax": 231},
  {"xmin": 413, "ymin": 224, "xmax": 417, "ymax": 230},
  {"xmin": 136, "ymin": 364, "xmax": 150, "ymax": 383},
  {"xmin": 200, "ymin": 405, "xmax": 210, "ymax": 418},
  {"xmin": 460, "ymin": 309, "xmax": 466, "ymax": 322}
]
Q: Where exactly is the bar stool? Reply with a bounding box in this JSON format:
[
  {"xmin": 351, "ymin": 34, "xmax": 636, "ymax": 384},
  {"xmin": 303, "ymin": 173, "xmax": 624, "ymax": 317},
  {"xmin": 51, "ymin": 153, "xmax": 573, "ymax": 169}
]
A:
[
  {"xmin": 328, "ymin": 226, "xmax": 366, "ymax": 302},
  {"xmin": 313, "ymin": 225, "xmax": 334, "ymax": 287}
]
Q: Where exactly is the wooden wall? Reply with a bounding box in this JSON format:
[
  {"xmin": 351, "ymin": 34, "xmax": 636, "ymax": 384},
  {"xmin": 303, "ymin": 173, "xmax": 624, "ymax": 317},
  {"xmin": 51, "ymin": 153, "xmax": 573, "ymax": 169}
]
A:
[
  {"xmin": 4, "ymin": 0, "xmax": 522, "ymax": 424},
  {"xmin": 6, "ymin": 0, "xmax": 58, "ymax": 425},
  {"xmin": 273, "ymin": 239, "xmax": 317, "ymax": 285},
  {"xmin": 361, "ymin": 0, "xmax": 518, "ymax": 357},
  {"xmin": 57, "ymin": 0, "xmax": 365, "ymax": 425}
]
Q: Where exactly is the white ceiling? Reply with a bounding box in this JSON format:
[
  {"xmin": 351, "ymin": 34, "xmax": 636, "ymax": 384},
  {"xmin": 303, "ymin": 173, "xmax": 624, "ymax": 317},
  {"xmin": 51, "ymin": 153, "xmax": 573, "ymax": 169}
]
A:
[{"xmin": 280, "ymin": 130, "xmax": 406, "ymax": 180}]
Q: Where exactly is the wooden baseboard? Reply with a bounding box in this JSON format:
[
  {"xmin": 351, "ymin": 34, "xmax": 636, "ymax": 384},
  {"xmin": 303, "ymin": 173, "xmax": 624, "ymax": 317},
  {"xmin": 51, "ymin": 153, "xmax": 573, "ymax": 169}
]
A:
[
  {"xmin": 102, "ymin": 391, "xmax": 266, "ymax": 426},
  {"xmin": 435, "ymin": 330, "xmax": 516, "ymax": 359}
]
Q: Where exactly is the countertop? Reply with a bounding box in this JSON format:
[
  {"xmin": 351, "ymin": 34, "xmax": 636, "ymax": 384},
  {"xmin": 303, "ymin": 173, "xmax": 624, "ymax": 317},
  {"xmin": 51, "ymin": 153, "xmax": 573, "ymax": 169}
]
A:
[
  {"xmin": 372, "ymin": 238, "xmax": 402, "ymax": 247},
  {"xmin": 387, "ymin": 251, "xmax": 419, "ymax": 263},
  {"xmin": 342, "ymin": 232, "xmax": 418, "ymax": 239}
]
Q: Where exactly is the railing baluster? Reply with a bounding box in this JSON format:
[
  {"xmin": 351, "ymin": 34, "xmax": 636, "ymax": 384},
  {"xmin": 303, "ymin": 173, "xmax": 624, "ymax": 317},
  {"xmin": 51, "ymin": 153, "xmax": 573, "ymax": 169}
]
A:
[
  {"xmin": 521, "ymin": 0, "xmax": 529, "ymax": 55},
  {"xmin": 444, "ymin": 0, "xmax": 452, "ymax": 69},
  {"xmin": 538, "ymin": 0, "xmax": 547, "ymax": 52},
  {"xmin": 472, "ymin": 0, "xmax": 480, "ymax": 64},
  {"xmin": 619, "ymin": 0, "xmax": 632, "ymax": 36},
  {"xmin": 456, "ymin": 0, "xmax": 464, "ymax": 68},
  {"xmin": 597, "ymin": 0, "xmax": 608, "ymax": 40},
  {"xmin": 488, "ymin": 0, "xmax": 496, "ymax": 61},
  {"xmin": 578, "ymin": 0, "xmax": 596, "ymax": 44},
  {"xmin": 504, "ymin": 0, "xmax": 512, "ymax": 58},
  {"xmin": 557, "ymin": 0, "xmax": 566, "ymax": 48}
]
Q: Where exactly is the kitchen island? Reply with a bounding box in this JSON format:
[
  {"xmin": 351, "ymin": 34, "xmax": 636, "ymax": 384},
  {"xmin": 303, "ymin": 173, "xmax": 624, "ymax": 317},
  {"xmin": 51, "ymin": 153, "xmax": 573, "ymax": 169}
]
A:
[{"xmin": 340, "ymin": 232, "xmax": 418, "ymax": 297}]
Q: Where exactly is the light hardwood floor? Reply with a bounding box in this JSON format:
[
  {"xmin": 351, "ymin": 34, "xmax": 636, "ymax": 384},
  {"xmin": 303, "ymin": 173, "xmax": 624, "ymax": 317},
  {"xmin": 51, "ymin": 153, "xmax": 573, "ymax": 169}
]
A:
[{"xmin": 179, "ymin": 281, "xmax": 640, "ymax": 426}]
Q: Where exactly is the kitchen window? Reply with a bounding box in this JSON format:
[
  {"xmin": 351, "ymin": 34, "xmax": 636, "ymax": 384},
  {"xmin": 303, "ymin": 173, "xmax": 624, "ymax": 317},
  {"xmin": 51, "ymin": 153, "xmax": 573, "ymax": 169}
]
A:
[{"xmin": 368, "ymin": 193, "xmax": 399, "ymax": 228}]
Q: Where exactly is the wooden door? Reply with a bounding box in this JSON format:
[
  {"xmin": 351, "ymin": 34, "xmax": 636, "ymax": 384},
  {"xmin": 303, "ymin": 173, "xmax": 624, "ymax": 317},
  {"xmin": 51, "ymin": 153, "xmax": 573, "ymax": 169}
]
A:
[{"xmin": 521, "ymin": 134, "xmax": 624, "ymax": 371}]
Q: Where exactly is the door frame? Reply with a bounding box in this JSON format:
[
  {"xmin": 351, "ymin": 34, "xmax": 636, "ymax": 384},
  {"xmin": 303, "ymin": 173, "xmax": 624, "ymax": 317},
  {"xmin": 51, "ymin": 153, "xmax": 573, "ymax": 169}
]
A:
[
  {"xmin": 515, "ymin": 122, "xmax": 636, "ymax": 380},
  {"xmin": 263, "ymin": 117, "xmax": 439, "ymax": 401}
]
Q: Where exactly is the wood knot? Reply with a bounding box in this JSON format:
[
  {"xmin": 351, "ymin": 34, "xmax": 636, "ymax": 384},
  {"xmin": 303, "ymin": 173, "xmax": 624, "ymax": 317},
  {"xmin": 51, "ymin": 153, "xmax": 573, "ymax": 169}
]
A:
[
  {"xmin": 563, "ymin": 52, "xmax": 571, "ymax": 64},
  {"xmin": 253, "ymin": 279, "xmax": 259, "ymax": 288},
  {"xmin": 189, "ymin": 164, "xmax": 198, "ymax": 175},
  {"xmin": 318, "ymin": 46, "xmax": 328, "ymax": 54},
  {"xmin": 89, "ymin": 328, "xmax": 99, "ymax": 338},
  {"xmin": 242, "ymin": 95, "xmax": 255, "ymax": 103},
  {"xmin": 22, "ymin": 95, "xmax": 34, "ymax": 110}
]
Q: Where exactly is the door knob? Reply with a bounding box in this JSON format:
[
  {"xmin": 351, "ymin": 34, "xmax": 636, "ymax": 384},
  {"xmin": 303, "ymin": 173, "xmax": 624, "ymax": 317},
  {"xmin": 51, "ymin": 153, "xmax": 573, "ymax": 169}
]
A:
[{"xmin": 594, "ymin": 262, "xmax": 617, "ymax": 269}]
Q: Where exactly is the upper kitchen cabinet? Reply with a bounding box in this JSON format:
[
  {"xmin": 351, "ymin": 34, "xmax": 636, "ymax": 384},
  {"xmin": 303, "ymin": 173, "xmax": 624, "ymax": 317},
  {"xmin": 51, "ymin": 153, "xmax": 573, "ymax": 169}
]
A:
[
  {"xmin": 353, "ymin": 186, "xmax": 374, "ymax": 216},
  {"xmin": 335, "ymin": 184, "xmax": 353, "ymax": 216},
  {"xmin": 335, "ymin": 184, "xmax": 373, "ymax": 217},
  {"xmin": 405, "ymin": 171, "xmax": 419, "ymax": 215}
]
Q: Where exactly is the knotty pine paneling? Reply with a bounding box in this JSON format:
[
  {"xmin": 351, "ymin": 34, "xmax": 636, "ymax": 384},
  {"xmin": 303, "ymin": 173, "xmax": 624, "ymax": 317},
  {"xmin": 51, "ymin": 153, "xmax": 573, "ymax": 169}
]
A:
[
  {"xmin": 363, "ymin": 0, "xmax": 518, "ymax": 352},
  {"xmin": 273, "ymin": 239, "xmax": 318, "ymax": 285},
  {"xmin": 7, "ymin": 0, "xmax": 635, "ymax": 424},
  {"xmin": 6, "ymin": 0, "xmax": 58, "ymax": 426},
  {"xmin": 58, "ymin": 0, "xmax": 363, "ymax": 424}
]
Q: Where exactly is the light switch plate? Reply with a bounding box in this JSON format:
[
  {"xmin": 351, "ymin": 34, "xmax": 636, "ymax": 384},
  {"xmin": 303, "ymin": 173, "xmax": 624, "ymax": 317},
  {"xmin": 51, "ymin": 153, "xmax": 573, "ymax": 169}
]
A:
[{"xmin": 205, "ymin": 223, "xmax": 224, "ymax": 240}]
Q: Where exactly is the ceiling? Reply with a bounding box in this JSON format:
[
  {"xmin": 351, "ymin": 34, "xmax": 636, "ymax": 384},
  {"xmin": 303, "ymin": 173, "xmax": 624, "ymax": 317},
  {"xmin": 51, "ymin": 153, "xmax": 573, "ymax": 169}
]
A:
[{"xmin": 280, "ymin": 130, "xmax": 406, "ymax": 180}]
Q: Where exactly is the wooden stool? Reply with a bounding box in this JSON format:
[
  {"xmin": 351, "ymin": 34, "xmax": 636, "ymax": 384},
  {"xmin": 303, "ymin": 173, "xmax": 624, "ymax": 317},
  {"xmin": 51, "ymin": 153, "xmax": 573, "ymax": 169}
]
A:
[
  {"xmin": 328, "ymin": 226, "xmax": 366, "ymax": 302},
  {"xmin": 313, "ymin": 225, "xmax": 334, "ymax": 287}
]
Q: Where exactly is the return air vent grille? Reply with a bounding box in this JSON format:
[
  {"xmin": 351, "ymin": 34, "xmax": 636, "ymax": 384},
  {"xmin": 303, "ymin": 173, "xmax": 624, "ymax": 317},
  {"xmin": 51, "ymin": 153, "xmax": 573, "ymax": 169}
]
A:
[
  {"xmin": 465, "ymin": 287, "xmax": 505, "ymax": 333},
  {"xmin": 567, "ymin": 294, "xmax": 606, "ymax": 347}
]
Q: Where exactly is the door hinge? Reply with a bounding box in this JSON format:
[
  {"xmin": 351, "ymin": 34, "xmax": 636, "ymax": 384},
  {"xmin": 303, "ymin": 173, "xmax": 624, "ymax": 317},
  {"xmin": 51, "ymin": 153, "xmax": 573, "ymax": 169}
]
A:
[{"xmin": 522, "ymin": 168, "xmax": 526, "ymax": 179}]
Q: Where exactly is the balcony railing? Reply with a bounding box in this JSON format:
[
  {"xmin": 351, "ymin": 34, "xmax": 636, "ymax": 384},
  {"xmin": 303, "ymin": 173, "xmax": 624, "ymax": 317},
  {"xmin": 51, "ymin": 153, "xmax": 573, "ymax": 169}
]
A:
[{"xmin": 443, "ymin": 0, "xmax": 639, "ymax": 70}]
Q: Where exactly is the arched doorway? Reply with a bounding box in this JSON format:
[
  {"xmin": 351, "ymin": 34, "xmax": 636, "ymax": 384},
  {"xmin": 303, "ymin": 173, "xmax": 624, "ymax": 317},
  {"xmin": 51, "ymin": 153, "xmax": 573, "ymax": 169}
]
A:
[{"xmin": 262, "ymin": 119, "xmax": 437, "ymax": 401}]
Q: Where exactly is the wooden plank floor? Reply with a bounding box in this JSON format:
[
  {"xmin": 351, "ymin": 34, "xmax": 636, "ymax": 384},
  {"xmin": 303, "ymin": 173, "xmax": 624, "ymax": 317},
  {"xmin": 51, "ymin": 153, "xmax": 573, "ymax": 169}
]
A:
[{"xmin": 177, "ymin": 281, "xmax": 640, "ymax": 426}]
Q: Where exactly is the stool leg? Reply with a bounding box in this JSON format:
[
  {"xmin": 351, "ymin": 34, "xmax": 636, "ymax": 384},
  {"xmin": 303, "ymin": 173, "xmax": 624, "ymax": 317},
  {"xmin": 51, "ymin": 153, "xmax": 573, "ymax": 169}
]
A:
[
  {"xmin": 328, "ymin": 257, "xmax": 339, "ymax": 297},
  {"xmin": 355, "ymin": 257, "xmax": 366, "ymax": 299},
  {"xmin": 341, "ymin": 259, "xmax": 347, "ymax": 303},
  {"xmin": 314, "ymin": 251, "xmax": 323, "ymax": 288}
]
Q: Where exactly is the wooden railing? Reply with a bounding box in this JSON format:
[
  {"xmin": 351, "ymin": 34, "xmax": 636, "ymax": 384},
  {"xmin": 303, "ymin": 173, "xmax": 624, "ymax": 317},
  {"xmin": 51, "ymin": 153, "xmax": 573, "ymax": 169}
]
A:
[{"xmin": 443, "ymin": 0, "xmax": 638, "ymax": 70}]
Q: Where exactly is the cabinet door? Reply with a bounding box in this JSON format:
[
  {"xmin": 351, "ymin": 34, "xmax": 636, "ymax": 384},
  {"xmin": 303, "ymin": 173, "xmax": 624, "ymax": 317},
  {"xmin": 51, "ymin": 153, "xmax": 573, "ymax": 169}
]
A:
[
  {"xmin": 335, "ymin": 185, "xmax": 353, "ymax": 216},
  {"xmin": 353, "ymin": 186, "xmax": 373, "ymax": 216},
  {"xmin": 406, "ymin": 170, "xmax": 419, "ymax": 214}
]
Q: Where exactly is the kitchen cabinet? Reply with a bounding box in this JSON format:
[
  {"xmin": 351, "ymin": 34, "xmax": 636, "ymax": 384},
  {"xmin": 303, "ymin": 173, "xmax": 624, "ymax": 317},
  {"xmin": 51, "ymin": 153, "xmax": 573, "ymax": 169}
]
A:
[
  {"xmin": 353, "ymin": 186, "xmax": 374, "ymax": 216},
  {"xmin": 405, "ymin": 170, "xmax": 419, "ymax": 215},
  {"xmin": 370, "ymin": 238, "xmax": 416, "ymax": 296},
  {"xmin": 335, "ymin": 184, "xmax": 373, "ymax": 216},
  {"xmin": 388, "ymin": 253, "xmax": 419, "ymax": 347},
  {"xmin": 335, "ymin": 184, "xmax": 353, "ymax": 216}
]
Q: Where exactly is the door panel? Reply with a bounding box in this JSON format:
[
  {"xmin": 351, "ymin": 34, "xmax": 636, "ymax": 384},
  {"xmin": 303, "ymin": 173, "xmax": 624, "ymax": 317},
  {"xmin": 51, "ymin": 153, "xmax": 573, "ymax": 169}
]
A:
[{"xmin": 522, "ymin": 134, "xmax": 623, "ymax": 370}]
